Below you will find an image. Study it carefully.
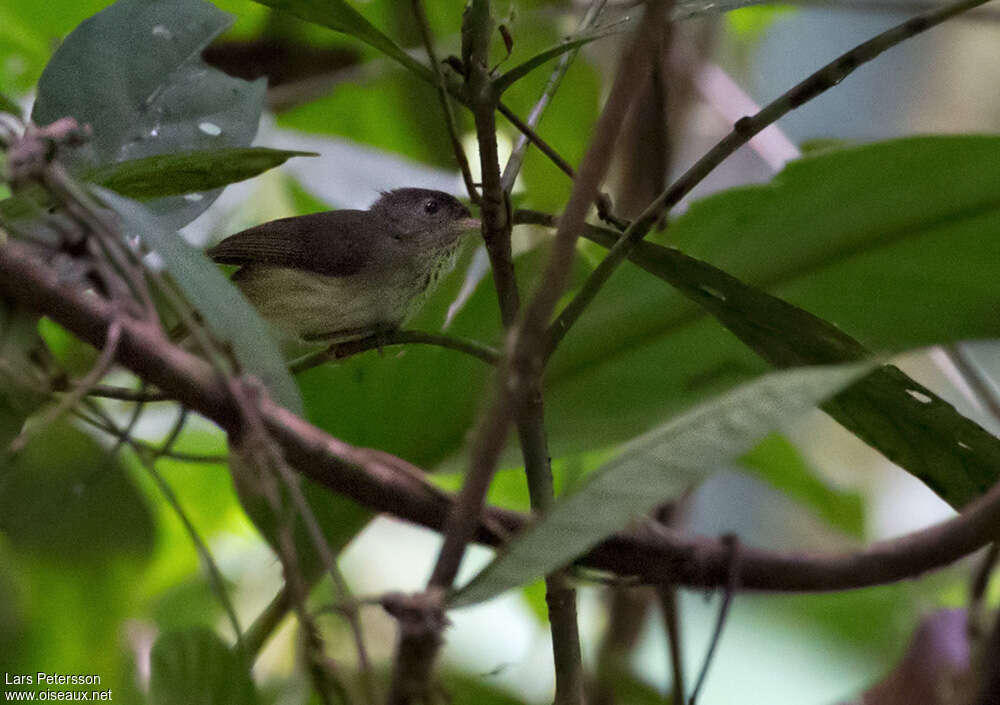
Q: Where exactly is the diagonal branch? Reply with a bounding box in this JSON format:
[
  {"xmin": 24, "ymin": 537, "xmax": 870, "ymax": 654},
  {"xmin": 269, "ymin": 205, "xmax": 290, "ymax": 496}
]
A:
[
  {"xmin": 544, "ymin": 0, "xmax": 995, "ymax": 357},
  {"xmin": 410, "ymin": 0, "xmax": 479, "ymax": 204},
  {"xmin": 4, "ymin": 238, "xmax": 1000, "ymax": 594},
  {"xmin": 500, "ymin": 0, "xmax": 609, "ymax": 194}
]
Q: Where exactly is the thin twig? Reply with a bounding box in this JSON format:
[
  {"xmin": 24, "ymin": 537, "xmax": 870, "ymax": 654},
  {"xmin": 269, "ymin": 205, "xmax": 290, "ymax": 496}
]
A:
[
  {"xmin": 82, "ymin": 398, "xmax": 246, "ymax": 653},
  {"xmin": 77, "ymin": 407, "xmax": 227, "ymax": 463},
  {"xmin": 688, "ymin": 537, "xmax": 740, "ymax": 705},
  {"xmin": 500, "ymin": 0, "xmax": 609, "ymax": 194},
  {"xmin": 144, "ymin": 452, "xmax": 247, "ymax": 652},
  {"xmin": 289, "ymin": 329, "xmax": 500, "ymax": 375},
  {"xmin": 228, "ymin": 380, "xmax": 354, "ymax": 705},
  {"xmin": 498, "ymin": 102, "xmax": 577, "ymax": 181},
  {"xmin": 656, "ymin": 502, "xmax": 687, "ymax": 705},
  {"xmin": 660, "ymin": 586, "xmax": 686, "ymax": 705},
  {"xmin": 157, "ymin": 404, "xmax": 190, "ymax": 458},
  {"xmin": 245, "ymin": 584, "xmax": 294, "ymax": 659},
  {"xmin": 411, "ymin": 0, "xmax": 480, "ymax": 204},
  {"xmin": 544, "ymin": 0, "xmax": 994, "ymax": 358},
  {"xmin": 266, "ymin": 429, "xmax": 376, "ymax": 704},
  {"xmin": 86, "ymin": 384, "xmax": 174, "ymax": 402}
]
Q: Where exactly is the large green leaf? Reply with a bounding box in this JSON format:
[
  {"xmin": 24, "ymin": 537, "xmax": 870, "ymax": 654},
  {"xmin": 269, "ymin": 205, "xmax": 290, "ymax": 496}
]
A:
[
  {"xmin": 570, "ymin": 213, "xmax": 1000, "ymax": 509},
  {"xmin": 96, "ymin": 189, "xmax": 304, "ymax": 416},
  {"xmin": 0, "ymin": 148, "xmax": 315, "ymax": 221},
  {"xmin": 539, "ymin": 136, "xmax": 1000, "ymax": 465},
  {"xmin": 150, "ymin": 628, "xmax": 257, "ymax": 705},
  {"xmin": 32, "ymin": 0, "xmax": 266, "ymax": 228},
  {"xmin": 452, "ymin": 363, "xmax": 869, "ymax": 607}
]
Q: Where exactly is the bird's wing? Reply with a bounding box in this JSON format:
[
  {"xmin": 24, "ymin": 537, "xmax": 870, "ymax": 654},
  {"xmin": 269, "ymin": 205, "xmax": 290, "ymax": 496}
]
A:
[{"xmin": 207, "ymin": 210, "xmax": 377, "ymax": 277}]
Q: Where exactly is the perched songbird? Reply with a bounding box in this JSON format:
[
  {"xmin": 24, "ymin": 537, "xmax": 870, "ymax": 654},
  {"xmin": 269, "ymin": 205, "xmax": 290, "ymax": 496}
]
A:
[{"xmin": 208, "ymin": 188, "xmax": 478, "ymax": 342}]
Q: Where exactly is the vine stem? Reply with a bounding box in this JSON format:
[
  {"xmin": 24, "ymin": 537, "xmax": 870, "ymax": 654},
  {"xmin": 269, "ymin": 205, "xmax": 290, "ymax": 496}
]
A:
[{"xmin": 5, "ymin": 238, "xmax": 1000, "ymax": 593}]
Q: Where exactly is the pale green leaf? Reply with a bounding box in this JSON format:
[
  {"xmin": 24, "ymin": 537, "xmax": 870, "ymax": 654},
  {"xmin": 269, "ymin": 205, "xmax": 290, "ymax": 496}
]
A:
[
  {"xmin": 95, "ymin": 189, "xmax": 304, "ymax": 416},
  {"xmin": 452, "ymin": 363, "xmax": 870, "ymax": 606}
]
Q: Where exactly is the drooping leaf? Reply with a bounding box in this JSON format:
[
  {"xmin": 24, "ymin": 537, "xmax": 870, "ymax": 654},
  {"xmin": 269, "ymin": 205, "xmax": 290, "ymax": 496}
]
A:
[
  {"xmin": 250, "ymin": 0, "xmax": 431, "ymax": 81},
  {"xmin": 548, "ymin": 140, "xmax": 1000, "ymax": 510},
  {"xmin": 452, "ymin": 362, "xmax": 870, "ymax": 606},
  {"xmin": 95, "ymin": 189, "xmax": 304, "ymax": 416},
  {"xmin": 0, "ymin": 148, "xmax": 316, "ymax": 221},
  {"xmin": 0, "ymin": 421, "xmax": 155, "ymax": 561},
  {"xmin": 149, "ymin": 628, "xmax": 257, "ymax": 705},
  {"xmin": 32, "ymin": 0, "xmax": 266, "ymax": 228},
  {"xmin": 570, "ymin": 213, "xmax": 1000, "ymax": 508},
  {"xmin": 88, "ymin": 148, "xmax": 317, "ymax": 201}
]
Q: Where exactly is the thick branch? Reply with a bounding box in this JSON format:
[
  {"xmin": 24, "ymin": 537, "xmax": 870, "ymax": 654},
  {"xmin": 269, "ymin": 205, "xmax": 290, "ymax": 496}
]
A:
[{"xmin": 4, "ymin": 240, "xmax": 1000, "ymax": 594}]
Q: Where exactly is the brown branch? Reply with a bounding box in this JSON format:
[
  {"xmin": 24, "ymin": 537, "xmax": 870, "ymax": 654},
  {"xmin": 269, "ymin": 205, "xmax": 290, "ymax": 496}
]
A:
[
  {"xmin": 6, "ymin": 239, "xmax": 1000, "ymax": 596},
  {"xmin": 411, "ymin": 0, "xmax": 479, "ymax": 204},
  {"xmin": 543, "ymin": 0, "xmax": 994, "ymax": 357},
  {"xmin": 499, "ymin": 0, "xmax": 609, "ymax": 193}
]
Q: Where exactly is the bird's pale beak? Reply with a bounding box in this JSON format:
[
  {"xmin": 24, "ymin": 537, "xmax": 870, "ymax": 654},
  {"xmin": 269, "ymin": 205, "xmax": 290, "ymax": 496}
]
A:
[{"xmin": 458, "ymin": 217, "xmax": 482, "ymax": 231}]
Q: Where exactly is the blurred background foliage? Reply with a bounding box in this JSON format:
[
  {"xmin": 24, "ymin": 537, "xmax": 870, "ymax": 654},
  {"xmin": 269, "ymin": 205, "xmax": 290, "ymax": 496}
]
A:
[{"xmin": 3, "ymin": 0, "xmax": 1000, "ymax": 703}]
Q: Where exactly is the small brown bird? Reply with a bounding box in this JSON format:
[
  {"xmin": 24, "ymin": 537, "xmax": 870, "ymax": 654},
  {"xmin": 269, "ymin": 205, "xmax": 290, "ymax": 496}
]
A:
[{"xmin": 208, "ymin": 188, "xmax": 478, "ymax": 342}]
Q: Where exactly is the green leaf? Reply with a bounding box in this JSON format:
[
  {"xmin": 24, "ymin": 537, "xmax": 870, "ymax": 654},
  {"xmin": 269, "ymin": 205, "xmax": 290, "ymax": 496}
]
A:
[
  {"xmin": 0, "ymin": 421, "xmax": 155, "ymax": 561},
  {"xmin": 495, "ymin": 22, "xmax": 625, "ymax": 94},
  {"xmin": 739, "ymin": 434, "xmax": 865, "ymax": 537},
  {"xmin": 150, "ymin": 628, "xmax": 257, "ymax": 705},
  {"xmin": 452, "ymin": 363, "xmax": 870, "ymax": 607},
  {"xmin": 89, "ymin": 148, "xmax": 317, "ymax": 201},
  {"xmin": 250, "ymin": 0, "xmax": 432, "ymax": 81},
  {"xmin": 32, "ymin": 0, "xmax": 266, "ymax": 228},
  {"xmin": 95, "ymin": 189, "xmax": 304, "ymax": 416},
  {"xmin": 560, "ymin": 138, "xmax": 1000, "ymax": 508},
  {"xmin": 0, "ymin": 148, "xmax": 316, "ymax": 221},
  {"xmin": 577, "ymin": 222, "xmax": 1000, "ymax": 507},
  {"xmin": 532, "ymin": 135, "xmax": 1000, "ymax": 496}
]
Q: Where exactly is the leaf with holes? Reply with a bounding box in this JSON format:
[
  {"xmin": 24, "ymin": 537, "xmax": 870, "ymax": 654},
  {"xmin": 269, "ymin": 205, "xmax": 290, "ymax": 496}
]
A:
[{"xmin": 32, "ymin": 0, "xmax": 266, "ymax": 228}]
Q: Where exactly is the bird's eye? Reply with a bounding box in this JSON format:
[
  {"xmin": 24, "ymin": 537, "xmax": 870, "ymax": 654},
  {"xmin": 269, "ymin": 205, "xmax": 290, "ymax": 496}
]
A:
[{"xmin": 423, "ymin": 199, "xmax": 440, "ymax": 215}]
